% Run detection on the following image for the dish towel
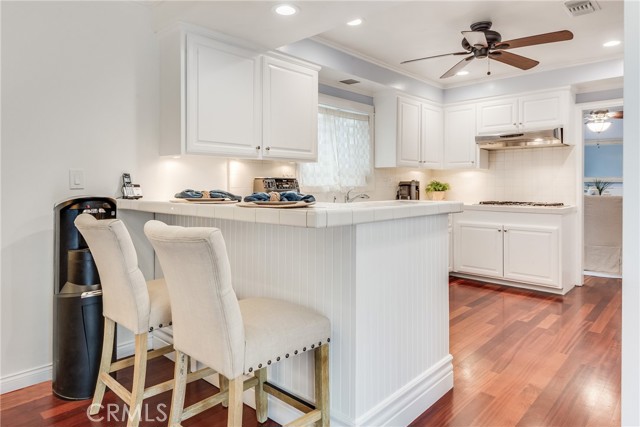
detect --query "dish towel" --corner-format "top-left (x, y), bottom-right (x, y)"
top-left (174, 189), bottom-right (242, 201)
top-left (243, 192), bottom-right (315, 202)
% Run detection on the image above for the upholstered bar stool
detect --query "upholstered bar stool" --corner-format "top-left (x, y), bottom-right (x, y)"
top-left (74, 214), bottom-right (214, 427)
top-left (144, 220), bottom-right (331, 427)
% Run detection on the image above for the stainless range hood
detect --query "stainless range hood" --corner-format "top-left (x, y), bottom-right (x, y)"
top-left (476, 128), bottom-right (565, 150)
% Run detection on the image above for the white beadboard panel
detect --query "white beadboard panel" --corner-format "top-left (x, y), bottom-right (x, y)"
top-left (354, 215), bottom-right (450, 416)
top-left (153, 213), bottom-right (451, 424)
top-left (156, 214), bottom-right (357, 422)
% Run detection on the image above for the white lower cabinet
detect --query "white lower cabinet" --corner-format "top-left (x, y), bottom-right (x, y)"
top-left (454, 222), bottom-right (504, 278)
top-left (503, 224), bottom-right (559, 287)
top-left (452, 209), bottom-right (573, 292)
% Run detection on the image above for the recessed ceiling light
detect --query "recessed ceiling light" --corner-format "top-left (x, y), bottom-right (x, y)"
top-left (274, 4), bottom-right (298, 16)
top-left (456, 70), bottom-right (469, 76)
top-left (347, 18), bottom-right (363, 26)
top-left (603, 40), bottom-right (621, 47)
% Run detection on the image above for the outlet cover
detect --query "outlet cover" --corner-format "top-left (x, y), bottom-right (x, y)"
top-left (69, 169), bottom-right (85, 189)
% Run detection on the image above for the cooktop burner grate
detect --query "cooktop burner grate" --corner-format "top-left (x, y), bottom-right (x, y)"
top-left (479, 201), bottom-right (565, 207)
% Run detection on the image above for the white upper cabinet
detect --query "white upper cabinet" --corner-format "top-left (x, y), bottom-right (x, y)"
top-left (262, 55), bottom-right (319, 161)
top-left (159, 26), bottom-right (319, 161)
top-left (422, 103), bottom-right (444, 169)
top-left (444, 103), bottom-right (487, 169)
top-left (476, 90), bottom-right (570, 134)
top-left (374, 92), bottom-right (443, 168)
top-left (185, 33), bottom-right (261, 157)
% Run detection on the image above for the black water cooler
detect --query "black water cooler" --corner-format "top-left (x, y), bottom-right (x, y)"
top-left (53, 197), bottom-right (116, 399)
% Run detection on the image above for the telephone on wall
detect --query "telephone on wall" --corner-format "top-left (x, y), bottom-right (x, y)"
top-left (121, 173), bottom-right (143, 199)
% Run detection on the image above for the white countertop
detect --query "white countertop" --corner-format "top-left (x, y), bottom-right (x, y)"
top-left (463, 203), bottom-right (576, 214)
top-left (117, 199), bottom-right (463, 228)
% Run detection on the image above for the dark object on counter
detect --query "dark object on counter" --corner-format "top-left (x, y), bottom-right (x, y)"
top-left (174, 189), bottom-right (241, 201)
top-left (53, 197), bottom-right (117, 400)
top-left (244, 192), bottom-right (315, 203)
top-left (253, 177), bottom-right (300, 193)
top-left (479, 201), bottom-right (565, 207)
top-left (397, 180), bottom-right (420, 200)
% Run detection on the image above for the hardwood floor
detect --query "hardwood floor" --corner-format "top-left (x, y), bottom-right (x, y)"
top-left (0, 276), bottom-right (620, 426)
top-left (412, 276), bottom-right (621, 427)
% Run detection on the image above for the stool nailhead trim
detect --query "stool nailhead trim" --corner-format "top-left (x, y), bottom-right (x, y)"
top-left (246, 338), bottom-right (330, 374)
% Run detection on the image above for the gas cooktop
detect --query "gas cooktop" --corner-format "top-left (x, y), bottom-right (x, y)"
top-left (479, 201), bottom-right (565, 207)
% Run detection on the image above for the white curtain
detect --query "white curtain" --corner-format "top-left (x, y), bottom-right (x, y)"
top-left (300, 106), bottom-right (372, 191)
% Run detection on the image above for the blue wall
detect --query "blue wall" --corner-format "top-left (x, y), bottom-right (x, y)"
top-left (585, 144), bottom-right (623, 177)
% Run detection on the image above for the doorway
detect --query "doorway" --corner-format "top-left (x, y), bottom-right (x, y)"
top-left (580, 101), bottom-right (623, 278)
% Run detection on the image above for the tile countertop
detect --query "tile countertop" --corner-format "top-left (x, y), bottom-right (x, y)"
top-left (463, 203), bottom-right (577, 214)
top-left (117, 199), bottom-right (463, 228)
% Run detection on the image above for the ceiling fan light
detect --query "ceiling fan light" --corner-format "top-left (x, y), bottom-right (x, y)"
top-left (587, 120), bottom-right (612, 133)
top-left (456, 70), bottom-right (469, 76)
top-left (603, 40), bottom-right (621, 47)
top-left (347, 18), bottom-right (363, 26)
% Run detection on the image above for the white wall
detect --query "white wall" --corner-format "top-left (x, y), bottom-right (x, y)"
top-left (622, 0), bottom-right (640, 424)
top-left (0, 1), bottom-right (162, 391)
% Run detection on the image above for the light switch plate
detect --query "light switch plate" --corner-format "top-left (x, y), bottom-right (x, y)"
top-left (69, 169), bottom-right (84, 189)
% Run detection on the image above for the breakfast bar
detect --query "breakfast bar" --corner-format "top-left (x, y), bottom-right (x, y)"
top-left (118, 199), bottom-right (462, 426)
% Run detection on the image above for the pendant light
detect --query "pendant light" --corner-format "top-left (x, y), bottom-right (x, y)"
top-left (586, 120), bottom-right (612, 133)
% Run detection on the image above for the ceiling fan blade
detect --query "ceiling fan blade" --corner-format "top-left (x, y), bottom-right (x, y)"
top-left (495, 30), bottom-right (573, 50)
top-left (607, 111), bottom-right (624, 119)
top-left (441, 56), bottom-right (474, 78)
top-left (462, 30), bottom-right (488, 48)
top-left (489, 51), bottom-right (539, 70)
top-left (401, 51), bottom-right (469, 65)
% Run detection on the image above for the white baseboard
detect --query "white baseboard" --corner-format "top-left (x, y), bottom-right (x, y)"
top-left (584, 270), bottom-right (622, 279)
top-left (355, 355), bottom-right (454, 427)
top-left (0, 336), bottom-right (155, 394)
top-left (0, 364), bottom-right (52, 394)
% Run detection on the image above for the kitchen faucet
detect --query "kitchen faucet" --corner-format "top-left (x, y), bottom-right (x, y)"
top-left (345, 189), bottom-right (370, 203)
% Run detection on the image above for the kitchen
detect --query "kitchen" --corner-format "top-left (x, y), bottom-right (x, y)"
top-left (1, 1), bottom-right (639, 426)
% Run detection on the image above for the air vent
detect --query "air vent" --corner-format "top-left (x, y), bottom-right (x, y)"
top-left (564, 0), bottom-right (601, 17)
top-left (339, 79), bottom-right (360, 85)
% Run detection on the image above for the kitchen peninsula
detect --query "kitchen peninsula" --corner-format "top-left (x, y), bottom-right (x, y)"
top-left (118, 199), bottom-right (462, 426)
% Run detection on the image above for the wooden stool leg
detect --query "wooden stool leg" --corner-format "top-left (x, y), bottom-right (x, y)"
top-left (314, 344), bottom-right (330, 427)
top-left (169, 351), bottom-right (188, 427)
top-left (219, 374), bottom-right (229, 408)
top-left (227, 377), bottom-right (244, 427)
top-left (255, 368), bottom-right (268, 423)
top-left (90, 318), bottom-right (116, 415)
top-left (126, 333), bottom-right (148, 427)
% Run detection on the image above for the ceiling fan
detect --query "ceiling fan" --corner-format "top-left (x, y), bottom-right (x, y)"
top-left (584, 109), bottom-right (623, 133)
top-left (401, 21), bottom-right (574, 78)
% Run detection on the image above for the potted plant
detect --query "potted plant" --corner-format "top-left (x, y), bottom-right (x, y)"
top-left (425, 180), bottom-right (450, 201)
top-left (593, 178), bottom-right (612, 195)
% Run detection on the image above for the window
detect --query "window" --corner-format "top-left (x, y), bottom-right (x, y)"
top-left (299, 95), bottom-right (373, 191)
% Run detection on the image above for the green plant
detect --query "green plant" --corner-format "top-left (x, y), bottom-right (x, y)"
top-left (593, 178), bottom-right (612, 195)
top-left (425, 180), bottom-right (450, 192)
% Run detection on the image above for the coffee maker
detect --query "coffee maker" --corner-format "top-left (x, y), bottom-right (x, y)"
top-left (397, 180), bottom-right (420, 200)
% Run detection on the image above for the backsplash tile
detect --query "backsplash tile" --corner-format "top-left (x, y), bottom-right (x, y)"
top-left (432, 146), bottom-right (576, 204)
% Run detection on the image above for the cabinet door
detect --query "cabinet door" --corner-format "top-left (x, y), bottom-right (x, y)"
top-left (186, 34), bottom-right (261, 157)
top-left (454, 221), bottom-right (503, 278)
top-left (262, 56), bottom-right (318, 161)
top-left (422, 103), bottom-right (444, 169)
top-left (444, 104), bottom-right (477, 168)
top-left (397, 97), bottom-right (422, 167)
top-left (519, 92), bottom-right (565, 130)
top-left (476, 98), bottom-right (518, 134)
top-left (503, 225), bottom-right (560, 288)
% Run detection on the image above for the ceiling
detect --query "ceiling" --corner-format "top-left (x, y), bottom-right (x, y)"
top-left (152, 1), bottom-right (624, 90)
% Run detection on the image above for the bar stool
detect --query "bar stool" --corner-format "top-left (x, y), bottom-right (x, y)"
top-left (75, 214), bottom-right (214, 427)
top-left (144, 220), bottom-right (331, 427)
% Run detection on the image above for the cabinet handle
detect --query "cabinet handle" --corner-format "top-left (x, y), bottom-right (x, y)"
top-left (513, 123), bottom-right (517, 126)
top-left (265, 146), bottom-right (271, 151)
top-left (504, 229), bottom-right (508, 232)
top-left (498, 229), bottom-right (502, 232)
top-left (256, 146), bottom-right (261, 150)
